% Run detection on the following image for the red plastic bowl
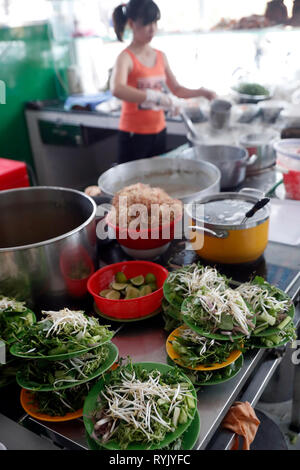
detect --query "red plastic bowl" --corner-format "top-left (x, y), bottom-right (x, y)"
top-left (87, 261), bottom-right (169, 320)
top-left (107, 215), bottom-right (183, 250)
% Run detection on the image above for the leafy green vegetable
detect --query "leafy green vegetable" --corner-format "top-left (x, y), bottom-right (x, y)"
top-left (236, 276), bottom-right (294, 335)
top-left (29, 381), bottom-right (96, 416)
top-left (162, 312), bottom-right (182, 332)
top-left (235, 82), bottom-right (270, 96)
top-left (245, 321), bottom-right (296, 349)
top-left (162, 298), bottom-right (183, 321)
top-left (167, 356), bottom-right (243, 386)
top-left (10, 308), bottom-right (114, 358)
top-left (171, 327), bottom-right (242, 368)
top-left (0, 296), bottom-right (36, 344)
top-left (0, 360), bottom-right (21, 388)
top-left (163, 263), bottom-right (229, 310)
top-left (182, 288), bottom-right (255, 338)
top-left (91, 360), bottom-right (196, 450)
top-left (18, 344), bottom-right (111, 390)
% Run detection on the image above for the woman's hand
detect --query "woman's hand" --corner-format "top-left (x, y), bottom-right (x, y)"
top-left (141, 89), bottom-right (183, 113)
top-left (198, 87), bottom-right (217, 101)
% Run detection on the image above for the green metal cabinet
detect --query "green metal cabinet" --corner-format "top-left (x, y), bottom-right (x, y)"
top-left (0, 23), bottom-right (70, 168)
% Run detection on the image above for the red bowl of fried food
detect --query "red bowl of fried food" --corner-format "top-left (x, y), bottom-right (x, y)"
top-left (106, 183), bottom-right (183, 253)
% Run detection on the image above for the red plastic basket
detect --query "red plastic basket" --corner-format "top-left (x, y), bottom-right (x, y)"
top-left (87, 261), bottom-right (169, 319)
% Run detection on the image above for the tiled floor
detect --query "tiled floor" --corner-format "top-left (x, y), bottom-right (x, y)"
top-left (256, 399), bottom-right (300, 450)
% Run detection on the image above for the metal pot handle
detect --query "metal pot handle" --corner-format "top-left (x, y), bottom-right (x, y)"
top-left (246, 154), bottom-right (258, 166)
top-left (188, 225), bottom-right (228, 239)
top-left (239, 187), bottom-right (265, 197)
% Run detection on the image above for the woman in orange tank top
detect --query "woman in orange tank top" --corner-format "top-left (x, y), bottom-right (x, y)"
top-left (111, 0), bottom-right (216, 164)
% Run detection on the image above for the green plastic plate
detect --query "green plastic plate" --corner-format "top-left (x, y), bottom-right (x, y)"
top-left (83, 361), bottom-right (197, 450)
top-left (9, 330), bottom-right (114, 362)
top-left (15, 342), bottom-right (118, 392)
top-left (195, 355), bottom-right (244, 386)
top-left (85, 409), bottom-right (201, 451)
top-left (167, 355), bottom-right (244, 386)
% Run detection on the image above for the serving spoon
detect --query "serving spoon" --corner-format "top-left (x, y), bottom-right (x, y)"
top-left (240, 197), bottom-right (270, 225)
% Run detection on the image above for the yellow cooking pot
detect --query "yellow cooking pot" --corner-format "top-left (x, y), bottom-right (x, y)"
top-left (186, 192), bottom-right (270, 264)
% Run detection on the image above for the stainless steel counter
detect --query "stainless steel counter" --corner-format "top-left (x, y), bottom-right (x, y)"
top-left (16, 269), bottom-right (300, 450)
top-left (2, 127), bottom-right (300, 450)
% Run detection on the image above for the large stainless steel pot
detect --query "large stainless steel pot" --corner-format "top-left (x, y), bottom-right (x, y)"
top-left (0, 187), bottom-right (97, 312)
top-left (98, 156), bottom-right (221, 203)
top-left (187, 134), bottom-right (257, 189)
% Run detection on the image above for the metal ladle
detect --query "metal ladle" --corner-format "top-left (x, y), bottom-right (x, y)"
top-left (180, 107), bottom-right (199, 139)
top-left (240, 197), bottom-right (270, 225)
top-left (161, 82), bottom-right (199, 139)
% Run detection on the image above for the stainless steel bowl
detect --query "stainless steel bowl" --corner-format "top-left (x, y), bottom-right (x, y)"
top-left (239, 130), bottom-right (280, 174)
top-left (98, 156), bottom-right (221, 203)
top-left (186, 136), bottom-right (257, 189)
top-left (0, 187), bottom-right (97, 312)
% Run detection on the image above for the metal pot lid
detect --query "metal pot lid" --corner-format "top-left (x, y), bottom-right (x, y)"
top-left (186, 192), bottom-right (269, 231)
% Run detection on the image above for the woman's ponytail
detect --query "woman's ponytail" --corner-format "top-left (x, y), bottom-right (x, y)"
top-left (112, 4), bottom-right (128, 42)
top-left (113, 1), bottom-right (160, 41)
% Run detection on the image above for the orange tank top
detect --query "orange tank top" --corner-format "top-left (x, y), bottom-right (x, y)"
top-left (119, 48), bottom-right (166, 135)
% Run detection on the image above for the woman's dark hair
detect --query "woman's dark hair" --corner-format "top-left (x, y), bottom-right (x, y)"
top-left (113, 0), bottom-right (161, 41)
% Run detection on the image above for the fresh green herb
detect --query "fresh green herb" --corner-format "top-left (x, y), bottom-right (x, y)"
top-left (0, 296), bottom-right (35, 344)
top-left (18, 344), bottom-right (110, 390)
top-left (162, 312), bottom-right (182, 332)
top-left (29, 381), bottom-right (96, 416)
top-left (171, 327), bottom-right (242, 368)
top-left (0, 360), bottom-right (21, 388)
top-left (245, 321), bottom-right (296, 349)
top-left (91, 360), bottom-right (196, 449)
top-left (163, 263), bottom-right (228, 309)
top-left (235, 82), bottom-right (270, 96)
top-left (167, 356), bottom-right (242, 386)
top-left (182, 288), bottom-right (255, 338)
top-left (162, 298), bottom-right (183, 321)
top-left (11, 308), bottom-right (113, 358)
top-left (236, 276), bottom-right (294, 334)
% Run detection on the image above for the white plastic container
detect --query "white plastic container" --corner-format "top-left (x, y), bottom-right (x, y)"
top-left (274, 139), bottom-right (300, 200)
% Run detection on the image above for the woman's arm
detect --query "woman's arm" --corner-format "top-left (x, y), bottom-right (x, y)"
top-left (110, 51), bottom-right (147, 103)
top-left (110, 50), bottom-right (178, 109)
top-left (163, 53), bottom-right (216, 101)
